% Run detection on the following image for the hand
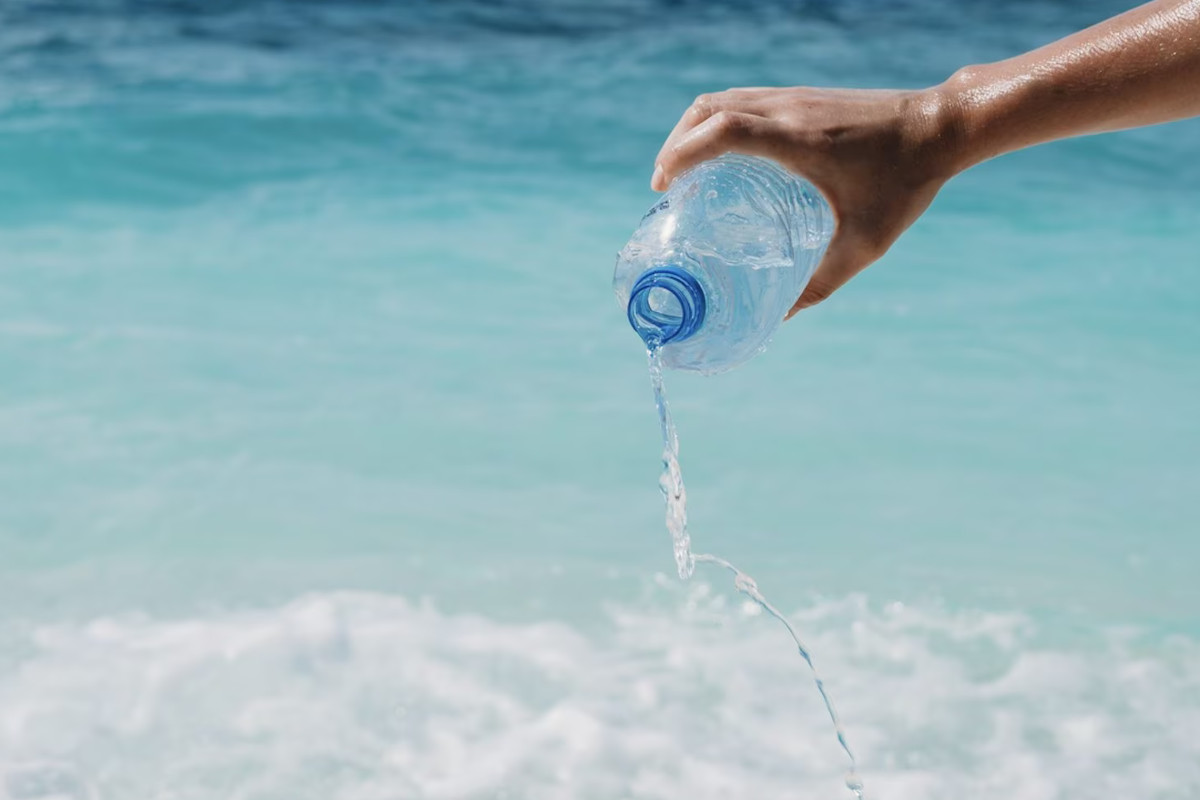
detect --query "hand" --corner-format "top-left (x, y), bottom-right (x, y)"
top-left (652, 86), bottom-right (960, 315)
top-left (650, 1), bottom-right (1200, 316)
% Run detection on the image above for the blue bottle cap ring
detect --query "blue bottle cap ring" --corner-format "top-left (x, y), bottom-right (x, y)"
top-left (627, 266), bottom-right (706, 346)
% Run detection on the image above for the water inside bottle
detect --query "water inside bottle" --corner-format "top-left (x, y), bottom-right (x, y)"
top-left (646, 346), bottom-right (865, 798)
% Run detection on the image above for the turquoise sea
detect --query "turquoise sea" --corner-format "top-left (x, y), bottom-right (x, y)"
top-left (3, 1), bottom-right (1200, 797)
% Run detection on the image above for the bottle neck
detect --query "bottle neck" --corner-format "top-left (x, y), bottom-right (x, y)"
top-left (627, 266), bottom-right (706, 347)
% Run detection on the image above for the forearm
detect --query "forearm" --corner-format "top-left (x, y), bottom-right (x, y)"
top-left (936, 0), bottom-right (1200, 171)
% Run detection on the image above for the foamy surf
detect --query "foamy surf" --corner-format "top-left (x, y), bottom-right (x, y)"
top-left (2, 587), bottom-right (1199, 799)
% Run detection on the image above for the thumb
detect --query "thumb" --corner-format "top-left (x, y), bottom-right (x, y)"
top-left (785, 227), bottom-right (874, 319)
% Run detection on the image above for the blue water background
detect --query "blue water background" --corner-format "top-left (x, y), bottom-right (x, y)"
top-left (2, 1), bottom-right (1200, 796)
top-left (3, 0), bottom-right (1198, 620)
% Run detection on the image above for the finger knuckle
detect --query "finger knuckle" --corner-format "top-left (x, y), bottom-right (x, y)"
top-left (711, 111), bottom-right (750, 139)
top-left (715, 112), bottom-right (753, 143)
top-left (689, 93), bottom-right (715, 119)
top-left (802, 281), bottom-right (833, 307)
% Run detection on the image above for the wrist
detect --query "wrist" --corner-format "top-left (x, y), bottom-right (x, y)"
top-left (899, 80), bottom-right (975, 184)
top-left (929, 61), bottom-right (1037, 173)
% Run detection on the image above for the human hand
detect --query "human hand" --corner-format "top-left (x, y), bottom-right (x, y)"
top-left (652, 86), bottom-right (960, 315)
top-left (651, 2), bottom-right (1200, 315)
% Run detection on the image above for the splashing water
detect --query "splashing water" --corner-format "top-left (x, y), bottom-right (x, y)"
top-left (647, 347), bottom-right (864, 798)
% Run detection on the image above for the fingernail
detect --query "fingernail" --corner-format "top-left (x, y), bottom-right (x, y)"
top-left (651, 164), bottom-right (664, 190)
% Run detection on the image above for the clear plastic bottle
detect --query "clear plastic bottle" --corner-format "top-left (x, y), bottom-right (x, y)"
top-left (613, 154), bottom-right (834, 374)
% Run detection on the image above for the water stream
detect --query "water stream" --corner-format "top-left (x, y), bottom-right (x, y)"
top-left (648, 347), bottom-right (864, 798)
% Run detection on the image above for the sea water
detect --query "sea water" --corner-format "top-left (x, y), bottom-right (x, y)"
top-left (649, 347), bottom-right (864, 797)
top-left (4, 0), bottom-right (1200, 797)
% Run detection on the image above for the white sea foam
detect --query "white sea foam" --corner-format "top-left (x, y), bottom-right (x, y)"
top-left (2, 588), bottom-right (1199, 799)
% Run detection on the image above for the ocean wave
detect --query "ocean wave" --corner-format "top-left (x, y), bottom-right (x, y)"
top-left (2, 587), bottom-right (1198, 799)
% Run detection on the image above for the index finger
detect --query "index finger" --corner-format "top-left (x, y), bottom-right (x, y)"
top-left (653, 90), bottom-right (776, 189)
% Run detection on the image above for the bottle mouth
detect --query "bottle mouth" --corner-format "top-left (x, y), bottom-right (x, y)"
top-left (627, 266), bottom-right (706, 347)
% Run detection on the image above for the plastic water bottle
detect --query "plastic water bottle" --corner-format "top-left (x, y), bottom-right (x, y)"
top-left (613, 154), bottom-right (834, 373)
